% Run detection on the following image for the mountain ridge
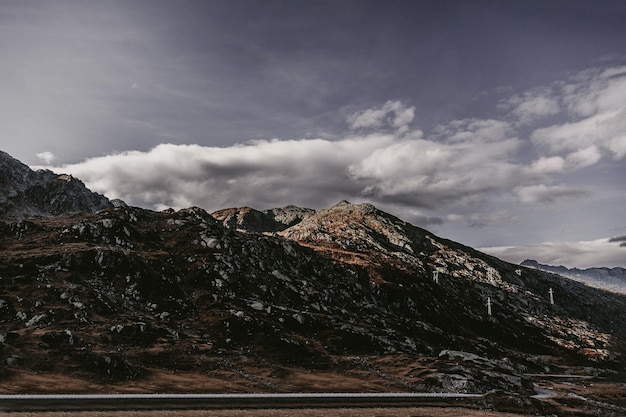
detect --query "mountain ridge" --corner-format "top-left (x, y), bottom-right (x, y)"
top-left (0, 150), bottom-right (113, 219)
top-left (522, 259), bottom-right (626, 293)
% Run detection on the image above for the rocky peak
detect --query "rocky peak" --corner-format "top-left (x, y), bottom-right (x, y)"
top-left (262, 205), bottom-right (315, 229)
top-left (212, 204), bottom-right (315, 233)
top-left (211, 206), bottom-right (282, 233)
top-left (280, 200), bottom-right (427, 272)
top-left (332, 199), bottom-right (353, 207)
top-left (0, 150), bottom-right (112, 220)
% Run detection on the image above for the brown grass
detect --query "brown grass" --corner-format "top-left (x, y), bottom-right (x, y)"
top-left (0, 359), bottom-right (429, 394)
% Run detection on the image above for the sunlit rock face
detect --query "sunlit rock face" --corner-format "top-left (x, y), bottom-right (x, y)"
top-left (1, 151), bottom-right (625, 397)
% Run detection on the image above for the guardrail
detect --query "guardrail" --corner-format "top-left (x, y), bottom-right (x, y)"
top-left (0, 392), bottom-right (484, 411)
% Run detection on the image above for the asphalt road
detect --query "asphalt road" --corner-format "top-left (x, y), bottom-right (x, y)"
top-left (0, 393), bottom-right (484, 412)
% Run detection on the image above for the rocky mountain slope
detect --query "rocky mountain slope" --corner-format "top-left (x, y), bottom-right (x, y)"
top-left (1, 151), bottom-right (626, 414)
top-left (1, 204), bottom-right (624, 391)
top-left (217, 201), bottom-right (626, 360)
top-left (522, 259), bottom-right (626, 294)
top-left (0, 150), bottom-right (113, 220)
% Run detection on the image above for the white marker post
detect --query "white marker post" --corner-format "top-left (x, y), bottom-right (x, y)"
top-left (433, 270), bottom-right (439, 284)
top-left (549, 288), bottom-right (554, 305)
top-left (487, 297), bottom-right (492, 316)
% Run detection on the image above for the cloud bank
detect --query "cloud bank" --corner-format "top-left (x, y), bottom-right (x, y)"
top-left (53, 135), bottom-right (396, 211)
top-left (52, 117), bottom-right (532, 214)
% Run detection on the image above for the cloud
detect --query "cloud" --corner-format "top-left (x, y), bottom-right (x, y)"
top-left (528, 156), bottom-right (565, 174)
top-left (348, 135), bottom-right (523, 208)
top-left (565, 146), bottom-right (602, 169)
top-left (43, 63), bottom-right (626, 230)
top-left (434, 118), bottom-right (513, 143)
top-left (514, 184), bottom-right (587, 204)
top-left (504, 87), bottom-right (560, 124)
top-left (36, 151), bottom-right (56, 164)
top-left (609, 236), bottom-right (626, 247)
top-left (480, 237), bottom-right (626, 269)
top-left (531, 66), bottom-right (626, 163)
top-left (467, 210), bottom-right (519, 228)
top-left (53, 137), bottom-right (394, 211)
top-left (50, 128), bottom-right (531, 215)
top-left (561, 66), bottom-right (626, 117)
top-left (531, 109), bottom-right (626, 158)
top-left (347, 100), bottom-right (415, 133)
top-left (46, 86), bottom-right (604, 219)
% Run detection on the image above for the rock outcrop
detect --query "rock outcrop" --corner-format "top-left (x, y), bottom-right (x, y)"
top-left (211, 205), bottom-right (315, 233)
top-left (0, 150), bottom-right (112, 220)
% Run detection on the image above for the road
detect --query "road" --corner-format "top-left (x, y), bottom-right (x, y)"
top-left (0, 393), bottom-right (484, 412)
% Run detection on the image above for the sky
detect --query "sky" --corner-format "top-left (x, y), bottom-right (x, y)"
top-left (1, 0), bottom-right (626, 268)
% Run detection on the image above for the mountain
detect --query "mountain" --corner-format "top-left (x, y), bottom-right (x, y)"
top-left (2, 152), bottom-right (626, 414)
top-left (0, 150), bottom-right (113, 220)
top-left (217, 201), bottom-right (626, 361)
top-left (522, 259), bottom-right (626, 294)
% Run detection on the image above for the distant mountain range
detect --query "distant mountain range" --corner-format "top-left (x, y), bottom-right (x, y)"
top-left (521, 259), bottom-right (626, 293)
top-left (1, 150), bottom-right (626, 413)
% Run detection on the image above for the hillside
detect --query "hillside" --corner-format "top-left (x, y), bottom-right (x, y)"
top-left (1, 151), bottom-right (626, 414)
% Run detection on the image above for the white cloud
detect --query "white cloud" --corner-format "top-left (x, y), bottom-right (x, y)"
top-left (562, 66), bottom-right (626, 117)
top-left (392, 106), bottom-right (415, 132)
top-left (607, 134), bottom-right (626, 159)
top-left (565, 146), bottom-right (602, 169)
top-left (531, 66), bottom-right (626, 165)
top-left (514, 184), bottom-right (587, 204)
top-left (347, 108), bottom-right (387, 130)
top-left (480, 237), bottom-right (626, 269)
top-left (347, 100), bottom-right (415, 132)
top-left (50, 122), bottom-right (534, 215)
top-left (36, 151), bottom-right (56, 164)
top-left (531, 109), bottom-right (626, 158)
top-left (505, 88), bottom-right (560, 124)
top-left (528, 156), bottom-right (565, 174)
top-left (434, 118), bottom-right (513, 143)
top-left (54, 137), bottom-right (394, 211)
top-left (348, 136), bottom-right (523, 208)
top-left (346, 116), bottom-right (530, 208)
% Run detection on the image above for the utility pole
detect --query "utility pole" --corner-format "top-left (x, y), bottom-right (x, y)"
top-left (549, 288), bottom-right (554, 305)
top-left (487, 297), bottom-right (492, 316)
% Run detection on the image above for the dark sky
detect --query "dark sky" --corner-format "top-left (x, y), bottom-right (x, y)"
top-left (2, 0), bottom-right (626, 267)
